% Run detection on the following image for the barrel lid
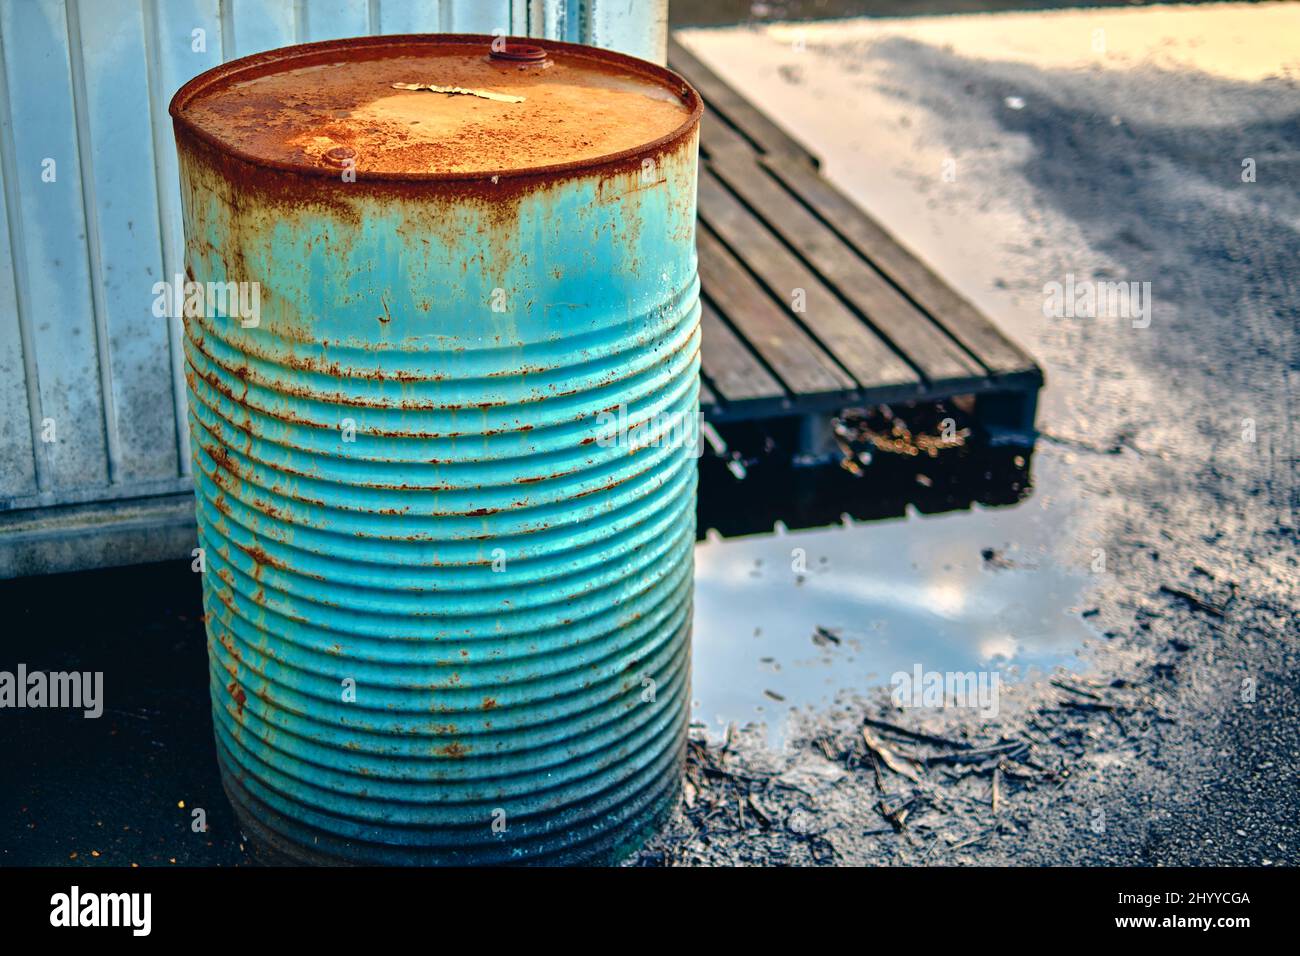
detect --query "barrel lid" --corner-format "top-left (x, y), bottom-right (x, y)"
top-left (171, 34), bottom-right (700, 181)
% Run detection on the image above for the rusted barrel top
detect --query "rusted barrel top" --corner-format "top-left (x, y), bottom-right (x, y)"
top-left (170, 34), bottom-right (701, 179)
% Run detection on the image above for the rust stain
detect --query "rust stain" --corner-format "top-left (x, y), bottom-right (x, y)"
top-left (240, 542), bottom-right (286, 572)
top-left (227, 681), bottom-right (247, 715)
top-left (218, 631), bottom-right (242, 663)
top-left (203, 441), bottom-right (240, 479)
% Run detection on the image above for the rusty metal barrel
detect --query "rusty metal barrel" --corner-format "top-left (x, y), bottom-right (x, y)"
top-left (169, 35), bottom-right (701, 865)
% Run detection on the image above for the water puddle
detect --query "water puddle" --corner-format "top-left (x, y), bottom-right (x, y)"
top-left (690, 451), bottom-right (1097, 747)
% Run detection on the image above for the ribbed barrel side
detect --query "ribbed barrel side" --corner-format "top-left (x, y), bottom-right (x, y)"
top-left (175, 122), bottom-right (700, 865)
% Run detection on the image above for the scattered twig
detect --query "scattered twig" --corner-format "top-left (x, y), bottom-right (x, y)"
top-left (863, 716), bottom-right (972, 750)
top-left (745, 792), bottom-right (772, 827)
top-left (921, 834), bottom-right (942, 863)
top-left (814, 735), bottom-right (839, 761)
top-left (1050, 677), bottom-right (1104, 701)
top-left (720, 723), bottom-right (736, 755)
top-left (866, 750), bottom-right (888, 794)
top-left (925, 741), bottom-right (1027, 766)
top-left (876, 798), bottom-right (913, 832)
top-left (1060, 700), bottom-right (1116, 713)
top-left (1159, 584), bottom-right (1228, 617)
top-left (861, 726), bottom-right (922, 783)
top-left (947, 827), bottom-right (996, 851)
top-left (812, 625), bottom-right (842, 647)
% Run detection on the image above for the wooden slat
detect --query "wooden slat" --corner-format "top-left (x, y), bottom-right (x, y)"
top-left (708, 152), bottom-right (984, 385)
top-left (764, 154), bottom-right (1039, 379)
top-left (699, 103), bottom-right (752, 162)
top-left (699, 299), bottom-right (785, 407)
top-left (669, 37), bottom-right (817, 165)
top-left (696, 226), bottom-right (853, 398)
top-left (698, 167), bottom-right (918, 393)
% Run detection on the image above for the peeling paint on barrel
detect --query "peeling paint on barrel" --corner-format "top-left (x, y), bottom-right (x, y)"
top-left (171, 35), bottom-right (702, 864)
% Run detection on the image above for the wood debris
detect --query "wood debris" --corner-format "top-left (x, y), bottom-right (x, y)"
top-left (861, 726), bottom-right (922, 782)
top-left (1159, 583), bottom-right (1233, 617)
top-left (391, 82), bottom-right (525, 103)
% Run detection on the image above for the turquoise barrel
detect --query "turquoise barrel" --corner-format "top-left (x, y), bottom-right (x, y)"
top-left (169, 35), bottom-right (701, 865)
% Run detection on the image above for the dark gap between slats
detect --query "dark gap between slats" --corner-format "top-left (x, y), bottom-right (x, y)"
top-left (754, 158), bottom-right (1000, 379)
top-left (701, 161), bottom-right (932, 388)
top-left (697, 280), bottom-right (798, 407)
top-left (696, 212), bottom-right (866, 398)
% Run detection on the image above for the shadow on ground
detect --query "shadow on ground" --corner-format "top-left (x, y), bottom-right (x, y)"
top-left (1, 563), bottom-right (250, 866)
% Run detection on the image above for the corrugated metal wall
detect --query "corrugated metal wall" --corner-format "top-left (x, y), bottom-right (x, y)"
top-left (0, 0), bottom-right (667, 520)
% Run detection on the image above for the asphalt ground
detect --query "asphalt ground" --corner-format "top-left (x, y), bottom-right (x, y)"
top-left (630, 4), bottom-right (1297, 865)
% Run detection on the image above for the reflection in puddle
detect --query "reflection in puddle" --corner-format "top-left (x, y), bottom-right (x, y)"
top-left (690, 453), bottom-right (1096, 747)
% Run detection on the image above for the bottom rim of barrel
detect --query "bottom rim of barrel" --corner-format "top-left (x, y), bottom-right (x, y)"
top-left (217, 731), bottom-right (685, 866)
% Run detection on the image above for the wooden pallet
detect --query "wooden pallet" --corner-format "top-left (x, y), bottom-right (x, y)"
top-left (670, 38), bottom-right (1043, 452)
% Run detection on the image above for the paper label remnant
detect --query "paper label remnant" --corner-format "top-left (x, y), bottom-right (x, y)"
top-left (391, 83), bottom-right (525, 103)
